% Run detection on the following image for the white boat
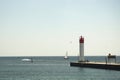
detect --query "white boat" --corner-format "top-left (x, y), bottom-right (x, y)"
top-left (21, 58), bottom-right (33, 62)
top-left (64, 51), bottom-right (68, 59)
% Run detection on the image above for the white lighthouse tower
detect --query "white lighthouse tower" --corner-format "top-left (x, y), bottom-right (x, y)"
top-left (79, 36), bottom-right (84, 61)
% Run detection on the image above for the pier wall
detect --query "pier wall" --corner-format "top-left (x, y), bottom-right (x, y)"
top-left (70, 62), bottom-right (120, 71)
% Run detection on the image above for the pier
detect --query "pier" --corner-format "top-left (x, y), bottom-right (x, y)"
top-left (70, 61), bottom-right (120, 71)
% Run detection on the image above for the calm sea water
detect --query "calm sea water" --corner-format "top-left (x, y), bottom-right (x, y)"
top-left (0, 56), bottom-right (120, 80)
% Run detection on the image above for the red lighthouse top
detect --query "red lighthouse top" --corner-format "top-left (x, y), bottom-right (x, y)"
top-left (79, 36), bottom-right (84, 43)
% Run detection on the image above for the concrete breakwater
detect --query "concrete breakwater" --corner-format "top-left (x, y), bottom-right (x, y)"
top-left (70, 62), bottom-right (120, 71)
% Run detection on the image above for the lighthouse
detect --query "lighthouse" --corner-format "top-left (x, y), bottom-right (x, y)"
top-left (70, 36), bottom-right (120, 71)
top-left (79, 36), bottom-right (84, 61)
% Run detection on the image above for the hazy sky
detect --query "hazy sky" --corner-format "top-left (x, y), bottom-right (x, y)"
top-left (0, 0), bottom-right (120, 56)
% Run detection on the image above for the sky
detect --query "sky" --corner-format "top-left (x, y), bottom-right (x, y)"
top-left (0, 0), bottom-right (120, 56)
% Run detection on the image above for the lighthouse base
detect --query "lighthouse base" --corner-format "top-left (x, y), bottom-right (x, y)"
top-left (70, 62), bottom-right (120, 71)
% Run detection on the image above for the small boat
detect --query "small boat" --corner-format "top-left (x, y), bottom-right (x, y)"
top-left (64, 51), bottom-right (69, 59)
top-left (21, 58), bottom-right (33, 62)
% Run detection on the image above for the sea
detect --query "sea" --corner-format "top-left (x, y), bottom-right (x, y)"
top-left (0, 56), bottom-right (120, 80)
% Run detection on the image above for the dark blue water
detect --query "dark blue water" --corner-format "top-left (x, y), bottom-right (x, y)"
top-left (0, 56), bottom-right (120, 80)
